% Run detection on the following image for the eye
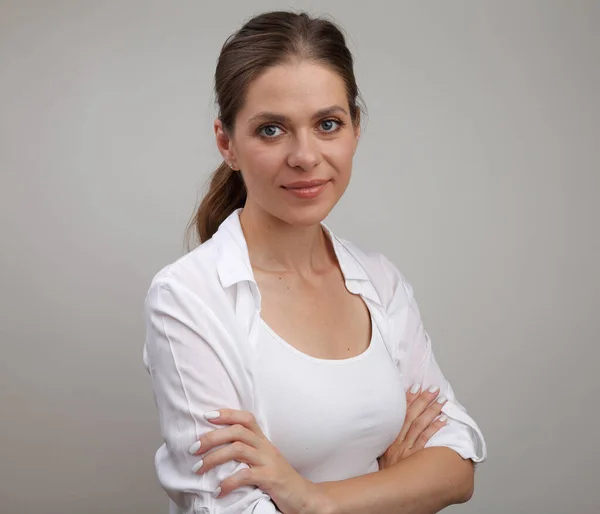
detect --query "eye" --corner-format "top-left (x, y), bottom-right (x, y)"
top-left (319, 118), bottom-right (343, 133)
top-left (258, 125), bottom-right (284, 138)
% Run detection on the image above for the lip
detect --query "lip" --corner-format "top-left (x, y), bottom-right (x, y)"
top-left (282, 180), bottom-right (330, 199)
top-left (282, 179), bottom-right (330, 189)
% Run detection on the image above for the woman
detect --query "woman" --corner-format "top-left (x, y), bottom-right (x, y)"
top-left (143, 10), bottom-right (487, 514)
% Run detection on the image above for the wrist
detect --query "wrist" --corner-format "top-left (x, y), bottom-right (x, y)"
top-left (312, 482), bottom-right (339, 514)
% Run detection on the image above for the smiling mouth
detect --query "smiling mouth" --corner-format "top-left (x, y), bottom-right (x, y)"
top-left (281, 181), bottom-right (330, 199)
top-left (282, 179), bottom-right (330, 189)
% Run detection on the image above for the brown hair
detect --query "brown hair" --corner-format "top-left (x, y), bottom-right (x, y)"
top-left (186, 10), bottom-right (365, 247)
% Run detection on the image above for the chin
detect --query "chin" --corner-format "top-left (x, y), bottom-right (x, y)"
top-left (278, 201), bottom-right (337, 228)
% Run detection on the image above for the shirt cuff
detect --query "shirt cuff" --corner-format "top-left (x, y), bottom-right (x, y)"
top-left (424, 401), bottom-right (487, 463)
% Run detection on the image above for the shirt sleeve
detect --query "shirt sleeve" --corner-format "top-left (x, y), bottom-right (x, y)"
top-left (143, 278), bottom-right (282, 514)
top-left (380, 254), bottom-right (487, 464)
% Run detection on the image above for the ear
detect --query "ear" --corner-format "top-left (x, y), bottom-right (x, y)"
top-left (214, 119), bottom-right (238, 168)
top-left (353, 116), bottom-right (361, 154)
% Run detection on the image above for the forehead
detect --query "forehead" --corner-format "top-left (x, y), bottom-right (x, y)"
top-left (241, 61), bottom-right (348, 119)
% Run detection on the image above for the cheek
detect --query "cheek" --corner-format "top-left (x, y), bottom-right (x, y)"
top-left (239, 148), bottom-right (282, 198)
top-left (241, 139), bottom-right (285, 172)
top-left (328, 140), bottom-right (356, 169)
top-left (250, 145), bottom-right (284, 167)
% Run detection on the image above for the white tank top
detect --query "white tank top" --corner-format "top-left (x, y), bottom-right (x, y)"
top-left (254, 307), bottom-right (407, 483)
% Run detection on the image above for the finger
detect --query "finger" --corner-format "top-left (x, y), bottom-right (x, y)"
top-left (413, 415), bottom-right (448, 449)
top-left (214, 467), bottom-right (258, 499)
top-left (405, 383), bottom-right (422, 407)
top-left (192, 441), bottom-right (259, 475)
top-left (403, 395), bottom-right (448, 449)
top-left (189, 423), bottom-right (260, 455)
top-left (398, 386), bottom-right (442, 441)
top-left (204, 409), bottom-right (263, 436)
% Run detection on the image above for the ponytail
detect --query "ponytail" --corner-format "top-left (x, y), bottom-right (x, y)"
top-left (186, 161), bottom-right (246, 249)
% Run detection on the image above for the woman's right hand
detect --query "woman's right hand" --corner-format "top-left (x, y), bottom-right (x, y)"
top-left (378, 384), bottom-right (448, 470)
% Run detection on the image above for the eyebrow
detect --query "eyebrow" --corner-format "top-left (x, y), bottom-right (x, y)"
top-left (247, 105), bottom-right (349, 125)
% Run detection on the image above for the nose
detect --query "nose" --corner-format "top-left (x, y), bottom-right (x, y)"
top-left (286, 131), bottom-right (321, 171)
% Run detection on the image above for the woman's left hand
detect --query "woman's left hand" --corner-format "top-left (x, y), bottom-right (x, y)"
top-left (190, 408), bottom-right (334, 514)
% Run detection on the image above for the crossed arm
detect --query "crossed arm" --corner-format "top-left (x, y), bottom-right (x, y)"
top-left (317, 447), bottom-right (474, 514)
top-left (194, 401), bottom-right (476, 514)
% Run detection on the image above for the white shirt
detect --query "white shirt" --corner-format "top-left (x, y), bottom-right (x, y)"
top-left (143, 208), bottom-right (487, 514)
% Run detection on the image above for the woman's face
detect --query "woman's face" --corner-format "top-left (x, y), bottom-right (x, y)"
top-left (215, 60), bottom-right (361, 227)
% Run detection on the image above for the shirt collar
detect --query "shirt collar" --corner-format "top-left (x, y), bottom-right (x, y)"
top-left (213, 208), bottom-right (382, 306)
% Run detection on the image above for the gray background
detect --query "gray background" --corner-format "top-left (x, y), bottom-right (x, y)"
top-left (1, 1), bottom-right (598, 513)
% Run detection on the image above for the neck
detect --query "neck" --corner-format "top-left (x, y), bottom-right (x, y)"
top-left (239, 204), bottom-right (334, 276)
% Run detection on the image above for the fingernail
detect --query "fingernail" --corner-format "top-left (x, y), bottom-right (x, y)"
top-left (188, 441), bottom-right (202, 454)
top-left (212, 487), bottom-right (222, 498)
top-left (192, 459), bottom-right (204, 473)
top-left (204, 411), bottom-right (220, 420)
top-left (428, 385), bottom-right (440, 394)
top-left (436, 395), bottom-right (447, 404)
top-left (410, 383), bottom-right (421, 394)
top-left (439, 415), bottom-right (448, 423)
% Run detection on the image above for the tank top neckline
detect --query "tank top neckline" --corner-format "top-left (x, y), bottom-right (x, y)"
top-left (258, 313), bottom-right (379, 365)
